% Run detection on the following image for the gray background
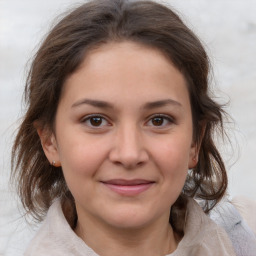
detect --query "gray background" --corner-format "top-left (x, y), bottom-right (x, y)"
top-left (1, 0), bottom-right (256, 255)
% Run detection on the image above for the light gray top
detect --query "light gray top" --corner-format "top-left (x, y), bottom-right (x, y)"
top-left (210, 199), bottom-right (256, 256)
top-left (25, 198), bottom-right (236, 256)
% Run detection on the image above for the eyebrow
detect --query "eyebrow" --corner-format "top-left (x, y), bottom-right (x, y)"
top-left (71, 98), bottom-right (182, 109)
top-left (72, 99), bottom-right (114, 109)
top-left (142, 99), bottom-right (182, 109)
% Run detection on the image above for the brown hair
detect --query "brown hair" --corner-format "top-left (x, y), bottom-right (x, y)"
top-left (11, 0), bottom-right (228, 234)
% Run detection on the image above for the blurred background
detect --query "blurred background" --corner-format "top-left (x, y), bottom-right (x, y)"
top-left (1, 0), bottom-right (256, 255)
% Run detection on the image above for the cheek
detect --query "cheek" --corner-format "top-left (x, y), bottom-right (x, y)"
top-left (57, 135), bottom-right (109, 178)
top-left (155, 137), bottom-right (191, 162)
top-left (151, 137), bottom-right (191, 179)
top-left (58, 139), bottom-right (109, 202)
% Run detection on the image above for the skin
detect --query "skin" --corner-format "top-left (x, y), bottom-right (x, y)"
top-left (40, 41), bottom-right (198, 256)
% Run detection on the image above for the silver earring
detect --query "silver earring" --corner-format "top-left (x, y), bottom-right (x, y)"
top-left (52, 160), bottom-right (56, 166)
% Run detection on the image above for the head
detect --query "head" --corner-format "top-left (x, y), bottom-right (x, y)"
top-left (12, 0), bottom-right (227, 234)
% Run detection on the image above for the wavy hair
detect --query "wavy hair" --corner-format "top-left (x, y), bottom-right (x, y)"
top-left (11, 0), bottom-right (228, 235)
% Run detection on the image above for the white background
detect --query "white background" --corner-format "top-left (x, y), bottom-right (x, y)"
top-left (1, 0), bottom-right (256, 255)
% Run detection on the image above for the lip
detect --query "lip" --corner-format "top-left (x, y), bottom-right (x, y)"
top-left (101, 179), bottom-right (155, 196)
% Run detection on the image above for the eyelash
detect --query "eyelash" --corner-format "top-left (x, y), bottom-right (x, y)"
top-left (81, 114), bottom-right (111, 128)
top-left (146, 114), bottom-right (175, 128)
top-left (81, 113), bottom-right (175, 129)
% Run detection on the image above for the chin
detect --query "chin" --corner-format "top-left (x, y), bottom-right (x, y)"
top-left (100, 207), bottom-right (161, 230)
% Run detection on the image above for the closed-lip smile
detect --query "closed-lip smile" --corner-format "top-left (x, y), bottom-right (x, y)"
top-left (101, 179), bottom-right (155, 196)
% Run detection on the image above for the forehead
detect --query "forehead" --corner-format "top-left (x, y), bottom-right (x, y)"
top-left (61, 41), bottom-right (190, 108)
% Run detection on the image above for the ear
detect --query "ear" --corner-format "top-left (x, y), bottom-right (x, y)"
top-left (37, 128), bottom-right (61, 167)
top-left (188, 122), bottom-right (206, 169)
top-left (188, 142), bottom-right (198, 169)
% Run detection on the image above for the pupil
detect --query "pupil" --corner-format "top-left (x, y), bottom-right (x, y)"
top-left (90, 117), bottom-right (102, 126)
top-left (152, 117), bottom-right (163, 126)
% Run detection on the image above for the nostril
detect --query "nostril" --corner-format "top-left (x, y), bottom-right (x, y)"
top-left (110, 154), bottom-right (147, 169)
top-left (137, 161), bottom-right (144, 166)
top-left (108, 133), bottom-right (149, 168)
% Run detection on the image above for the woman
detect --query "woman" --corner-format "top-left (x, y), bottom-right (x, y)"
top-left (11, 0), bottom-right (236, 255)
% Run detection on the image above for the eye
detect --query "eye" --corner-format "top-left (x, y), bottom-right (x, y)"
top-left (82, 115), bottom-right (110, 128)
top-left (146, 114), bottom-right (174, 127)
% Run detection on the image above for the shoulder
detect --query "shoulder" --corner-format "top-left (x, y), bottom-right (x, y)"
top-left (24, 199), bottom-right (95, 256)
top-left (210, 197), bottom-right (256, 256)
top-left (170, 198), bottom-right (236, 256)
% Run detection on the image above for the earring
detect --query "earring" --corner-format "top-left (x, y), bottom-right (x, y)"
top-left (52, 160), bottom-right (56, 166)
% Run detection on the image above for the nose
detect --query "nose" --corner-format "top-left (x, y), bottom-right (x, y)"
top-left (109, 124), bottom-right (149, 169)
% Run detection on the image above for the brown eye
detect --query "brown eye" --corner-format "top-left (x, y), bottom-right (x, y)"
top-left (82, 115), bottom-right (110, 128)
top-left (89, 117), bottom-right (103, 126)
top-left (146, 115), bottom-right (174, 128)
top-left (152, 117), bottom-right (164, 126)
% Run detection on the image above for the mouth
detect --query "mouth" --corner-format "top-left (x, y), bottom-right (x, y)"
top-left (101, 179), bottom-right (155, 196)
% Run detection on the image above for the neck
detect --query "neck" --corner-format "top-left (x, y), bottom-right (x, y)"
top-left (75, 212), bottom-right (179, 256)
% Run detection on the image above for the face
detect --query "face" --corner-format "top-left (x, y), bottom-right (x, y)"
top-left (41, 42), bottom-right (197, 230)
